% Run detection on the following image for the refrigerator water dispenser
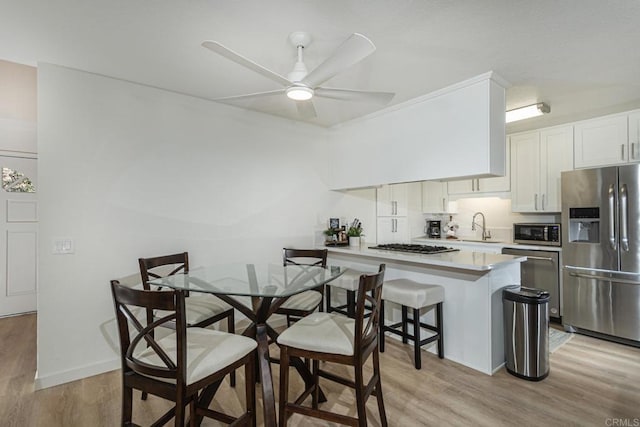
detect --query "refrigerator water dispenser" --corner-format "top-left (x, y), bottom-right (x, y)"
top-left (569, 207), bottom-right (600, 243)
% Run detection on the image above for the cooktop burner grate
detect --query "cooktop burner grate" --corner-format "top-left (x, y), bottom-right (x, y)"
top-left (368, 243), bottom-right (459, 254)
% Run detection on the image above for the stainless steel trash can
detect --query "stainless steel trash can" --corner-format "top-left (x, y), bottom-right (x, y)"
top-left (503, 287), bottom-right (550, 381)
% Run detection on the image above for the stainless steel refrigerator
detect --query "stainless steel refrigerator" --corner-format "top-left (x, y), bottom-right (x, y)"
top-left (561, 164), bottom-right (640, 345)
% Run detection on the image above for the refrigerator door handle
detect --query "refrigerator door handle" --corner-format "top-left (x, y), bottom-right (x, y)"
top-left (620, 184), bottom-right (629, 252)
top-left (608, 184), bottom-right (617, 250)
top-left (568, 271), bottom-right (640, 286)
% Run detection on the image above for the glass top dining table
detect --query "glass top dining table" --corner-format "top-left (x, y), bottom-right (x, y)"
top-left (149, 262), bottom-right (346, 427)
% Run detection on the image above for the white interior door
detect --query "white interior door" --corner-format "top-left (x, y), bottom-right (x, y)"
top-left (0, 155), bottom-right (37, 317)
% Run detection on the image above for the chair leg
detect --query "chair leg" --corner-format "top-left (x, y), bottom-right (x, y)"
top-left (122, 385), bottom-right (133, 425)
top-left (347, 290), bottom-right (356, 318)
top-left (413, 308), bottom-right (422, 369)
top-left (175, 393), bottom-right (185, 427)
top-left (312, 359), bottom-right (320, 409)
top-left (379, 299), bottom-right (386, 353)
top-left (228, 311), bottom-right (237, 387)
top-left (436, 302), bottom-right (444, 359)
top-left (401, 305), bottom-right (408, 344)
top-left (354, 363), bottom-right (368, 427)
top-left (326, 286), bottom-right (332, 313)
top-left (246, 352), bottom-right (256, 427)
top-left (373, 347), bottom-right (388, 427)
top-left (278, 346), bottom-right (290, 427)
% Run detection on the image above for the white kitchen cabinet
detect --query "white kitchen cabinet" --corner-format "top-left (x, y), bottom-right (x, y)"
top-left (377, 217), bottom-right (409, 244)
top-left (629, 111), bottom-right (640, 162)
top-left (421, 181), bottom-right (449, 213)
top-left (511, 125), bottom-right (573, 212)
top-left (574, 114), bottom-right (628, 168)
top-left (377, 184), bottom-right (408, 216)
top-left (446, 140), bottom-right (510, 195)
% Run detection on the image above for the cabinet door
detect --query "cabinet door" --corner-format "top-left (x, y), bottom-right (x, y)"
top-left (511, 131), bottom-right (541, 212)
top-left (574, 115), bottom-right (628, 168)
top-left (476, 139), bottom-right (510, 193)
top-left (376, 184), bottom-right (408, 216)
top-left (629, 111), bottom-right (640, 163)
top-left (376, 217), bottom-right (409, 244)
top-left (540, 126), bottom-right (574, 212)
top-left (447, 179), bottom-right (474, 195)
top-left (422, 181), bottom-right (448, 213)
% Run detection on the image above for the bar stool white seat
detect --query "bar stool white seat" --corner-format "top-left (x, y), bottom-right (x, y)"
top-left (379, 278), bottom-right (444, 369)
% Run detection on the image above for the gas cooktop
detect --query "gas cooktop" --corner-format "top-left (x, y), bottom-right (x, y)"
top-left (368, 244), bottom-right (460, 254)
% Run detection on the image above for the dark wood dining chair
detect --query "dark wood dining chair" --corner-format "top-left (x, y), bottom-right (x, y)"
top-left (277, 264), bottom-right (388, 427)
top-left (275, 248), bottom-right (328, 326)
top-left (110, 280), bottom-right (257, 427)
top-left (139, 252), bottom-right (237, 386)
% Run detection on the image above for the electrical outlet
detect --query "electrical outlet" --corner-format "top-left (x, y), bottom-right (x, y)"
top-left (53, 238), bottom-right (74, 254)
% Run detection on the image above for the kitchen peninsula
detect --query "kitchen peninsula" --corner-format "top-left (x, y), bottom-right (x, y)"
top-left (326, 245), bottom-right (526, 375)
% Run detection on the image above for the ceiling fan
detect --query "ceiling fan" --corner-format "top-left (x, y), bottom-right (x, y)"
top-left (201, 31), bottom-right (395, 119)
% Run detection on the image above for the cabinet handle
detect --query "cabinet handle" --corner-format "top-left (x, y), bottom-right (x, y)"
top-left (476, 179), bottom-right (480, 192)
top-left (471, 180), bottom-right (475, 191)
top-left (534, 194), bottom-right (538, 210)
top-left (394, 201), bottom-right (397, 215)
top-left (442, 197), bottom-right (446, 212)
top-left (632, 142), bottom-right (637, 160)
top-left (542, 194), bottom-right (545, 210)
top-left (621, 144), bottom-right (625, 160)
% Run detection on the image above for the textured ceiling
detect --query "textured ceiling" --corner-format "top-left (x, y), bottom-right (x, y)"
top-left (1, 0), bottom-right (639, 130)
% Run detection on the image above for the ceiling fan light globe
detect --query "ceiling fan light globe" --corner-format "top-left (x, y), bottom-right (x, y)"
top-left (286, 86), bottom-right (314, 101)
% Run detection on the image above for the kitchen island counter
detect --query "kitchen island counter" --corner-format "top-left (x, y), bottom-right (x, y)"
top-left (325, 245), bottom-right (525, 375)
top-left (325, 245), bottom-right (526, 271)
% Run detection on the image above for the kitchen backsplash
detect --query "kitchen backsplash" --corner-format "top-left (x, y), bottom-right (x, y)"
top-left (424, 196), bottom-right (559, 242)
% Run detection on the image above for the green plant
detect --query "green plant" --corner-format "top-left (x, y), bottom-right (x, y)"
top-left (323, 227), bottom-right (337, 237)
top-left (347, 225), bottom-right (363, 237)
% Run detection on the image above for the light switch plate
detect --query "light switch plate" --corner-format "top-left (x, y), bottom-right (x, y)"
top-left (53, 238), bottom-right (74, 254)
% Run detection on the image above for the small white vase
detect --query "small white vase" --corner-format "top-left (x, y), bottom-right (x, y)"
top-left (349, 236), bottom-right (360, 247)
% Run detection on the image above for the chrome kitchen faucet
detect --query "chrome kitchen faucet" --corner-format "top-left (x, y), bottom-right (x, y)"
top-left (472, 212), bottom-right (491, 240)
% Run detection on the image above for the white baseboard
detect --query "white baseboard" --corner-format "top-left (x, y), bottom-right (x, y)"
top-left (34, 357), bottom-right (121, 390)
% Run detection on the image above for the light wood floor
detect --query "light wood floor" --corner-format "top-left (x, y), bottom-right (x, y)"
top-left (2, 313), bottom-right (639, 426)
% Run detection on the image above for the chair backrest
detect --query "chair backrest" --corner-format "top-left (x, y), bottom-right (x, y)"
top-left (139, 252), bottom-right (189, 291)
top-left (354, 264), bottom-right (386, 353)
top-left (282, 248), bottom-right (328, 268)
top-left (110, 280), bottom-right (187, 383)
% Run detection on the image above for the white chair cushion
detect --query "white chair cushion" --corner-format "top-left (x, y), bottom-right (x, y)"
top-left (382, 279), bottom-right (444, 309)
top-left (135, 328), bottom-right (256, 385)
top-left (328, 269), bottom-right (363, 292)
top-left (156, 294), bottom-right (232, 326)
top-left (277, 312), bottom-right (355, 356)
top-left (280, 290), bottom-right (322, 311)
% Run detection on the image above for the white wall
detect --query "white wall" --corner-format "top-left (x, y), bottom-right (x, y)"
top-left (0, 60), bottom-right (37, 154)
top-left (36, 63), bottom-right (372, 388)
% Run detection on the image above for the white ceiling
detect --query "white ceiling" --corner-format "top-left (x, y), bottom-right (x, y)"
top-left (2, 0), bottom-right (640, 130)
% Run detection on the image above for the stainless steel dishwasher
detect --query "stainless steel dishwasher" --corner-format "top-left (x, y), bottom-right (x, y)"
top-left (501, 247), bottom-right (561, 320)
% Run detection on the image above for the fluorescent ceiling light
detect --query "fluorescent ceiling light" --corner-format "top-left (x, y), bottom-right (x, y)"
top-left (286, 86), bottom-right (314, 101)
top-left (505, 102), bottom-right (550, 123)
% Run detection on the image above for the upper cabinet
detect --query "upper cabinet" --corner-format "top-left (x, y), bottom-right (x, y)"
top-left (329, 73), bottom-right (507, 190)
top-left (574, 114), bottom-right (629, 168)
top-left (629, 111), bottom-right (640, 162)
top-left (421, 181), bottom-right (449, 213)
top-left (377, 183), bottom-right (408, 217)
top-left (447, 139), bottom-right (510, 196)
top-left (511, 125), bottom-right (573, 212)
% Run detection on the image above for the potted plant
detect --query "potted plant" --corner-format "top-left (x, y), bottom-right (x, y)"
top-left (347, 223), bottom-right (363, 247)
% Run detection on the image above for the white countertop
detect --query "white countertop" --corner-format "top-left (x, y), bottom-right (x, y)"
top-left (411, 236), bottom-right (563, 252)
top-left (325, 245), bottom-right (526, 271)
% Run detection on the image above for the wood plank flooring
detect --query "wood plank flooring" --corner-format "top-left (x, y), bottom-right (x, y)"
top-left (1, 313), bottom-right (639, 426)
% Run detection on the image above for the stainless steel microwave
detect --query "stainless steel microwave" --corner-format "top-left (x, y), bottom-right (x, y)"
top-left (513, 223), bottom-right (561, 246)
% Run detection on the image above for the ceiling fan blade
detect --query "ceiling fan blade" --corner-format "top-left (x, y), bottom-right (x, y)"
top-left (296, 100), bottom-right (317, 119)
top-left (202, 41), bottom-right (292, 87)
top-left (315, 87), bottom-right (395, 105)
top-left (301, 33), bottom-right (376, 88)
top-left (214, 89), bottom-right (285, 102)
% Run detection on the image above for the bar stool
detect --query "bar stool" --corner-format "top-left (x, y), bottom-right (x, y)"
top-left (379, 278), bottom-right (444, 369)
